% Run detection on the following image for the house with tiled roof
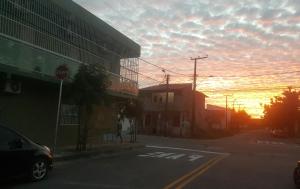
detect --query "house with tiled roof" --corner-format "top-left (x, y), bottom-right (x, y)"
top-left (139, 83), bottom-right (207, 137)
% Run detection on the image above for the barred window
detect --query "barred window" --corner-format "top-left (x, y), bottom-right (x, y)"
top-left (60, 104), bottom-right (79, 126)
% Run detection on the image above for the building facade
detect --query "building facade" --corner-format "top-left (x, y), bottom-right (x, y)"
top-left (206, 104), bottom-right (232, 130)
top-left (0, 0), bottom-right (140, 147)
top-left (139, 83), bottom-right (207, 137)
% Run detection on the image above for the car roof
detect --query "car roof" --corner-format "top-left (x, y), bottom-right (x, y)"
top-left (0, 125), bottom-right (34, 143)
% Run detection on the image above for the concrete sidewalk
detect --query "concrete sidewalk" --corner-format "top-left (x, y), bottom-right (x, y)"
top-left (54, 142), bottom-right (144, 162)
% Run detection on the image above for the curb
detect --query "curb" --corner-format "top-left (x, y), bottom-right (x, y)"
top-left (54, 143), bottom-right (145, 162)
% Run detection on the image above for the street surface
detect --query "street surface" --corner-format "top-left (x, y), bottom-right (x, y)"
top-left (4, 129), bottom-right (300, 189)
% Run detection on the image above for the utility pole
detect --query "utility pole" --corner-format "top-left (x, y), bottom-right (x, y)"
top-left (164, 74), bottom-right (170, 137)
top-left (190, 55), bottom-right (208, 137)
top-left (226, 95), bottom-right (228, 129)
top-left (232, 99), bottom-right (237, 111)
top-left (237, 104), bottom-right (243, 111)
top-left (224, 94), bottom-right (232, 130)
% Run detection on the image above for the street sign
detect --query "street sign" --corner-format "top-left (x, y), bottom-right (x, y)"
top-left (53, 64), bottom-right (69, 154)
top-left (55, 64), bottom-right (69, 80)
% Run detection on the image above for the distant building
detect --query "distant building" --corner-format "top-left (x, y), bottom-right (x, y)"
top-left (206, 104), bottom-right (232, 130)
top-left (139, 83), bottom-right (207, 137)
top-left (0, 0), bottom-right (140, 147)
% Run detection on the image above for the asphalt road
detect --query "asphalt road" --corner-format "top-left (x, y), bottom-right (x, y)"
top-left (4, 129), bottom-right (300, 189)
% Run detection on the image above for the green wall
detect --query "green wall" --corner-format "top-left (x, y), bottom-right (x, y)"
top-left (0, 36), bottom-right (80, 82)
top-left (0, 75), bottom-right (78, 147)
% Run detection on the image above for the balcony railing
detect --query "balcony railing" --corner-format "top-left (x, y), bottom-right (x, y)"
top-left (108, 72), bottom-right (138, 96)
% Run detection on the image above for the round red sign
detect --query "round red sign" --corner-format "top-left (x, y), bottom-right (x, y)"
top-left (55, 65), bottom-right (69, 80)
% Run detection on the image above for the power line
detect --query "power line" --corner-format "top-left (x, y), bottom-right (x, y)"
top-left (197, 70), bottom-right (300, 78)
top-left (138, 72), bottom-right (161, 83)
top-left (139, 58), bottom-right (190, 77)
top-left (201, 86), bottom-right (300, 93)
top-left (98, 2), bottom-right (193, 77)
top-left (77, 1), bottom-right (300, 89)
top-left (165, 70), bottom-right (300, 79)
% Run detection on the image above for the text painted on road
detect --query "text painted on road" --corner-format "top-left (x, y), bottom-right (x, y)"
top-left (256, 140), bottom-right (284, 145)
top-left (138, 151), bottom-right (204, 162)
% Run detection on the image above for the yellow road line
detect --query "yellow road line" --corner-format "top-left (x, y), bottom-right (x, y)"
top-left (163, 157), bottom-right (219, 189)
top-left (163, 155), bottom-right (228, 189)
top-left (175, 155), bottom-right (227, 188)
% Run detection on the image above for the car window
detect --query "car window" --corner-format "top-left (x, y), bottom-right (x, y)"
top-left (0, 127), bottom-right (19, 146)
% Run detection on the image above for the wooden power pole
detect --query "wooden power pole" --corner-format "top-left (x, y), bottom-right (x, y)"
top-left (164, 74), bottom-right (170, 136)
top-left (190, 55), bottom-right (208, 136)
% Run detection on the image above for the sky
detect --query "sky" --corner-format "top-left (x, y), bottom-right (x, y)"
top-left (73, 0), bottom-right (300, 118)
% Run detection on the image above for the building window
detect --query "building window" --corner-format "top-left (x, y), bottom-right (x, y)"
top-left (145, 114), bottom-right (151, 126)
top-left (173, 112), bottom-right (180, 127)
top-left (167, 92), bottom-right (174, 104)
top-left (159, 97), bottom-right (163, 104)
top-left (60, 104), bottom-right (79, 126)
top-left (153, 95), bottom-right (157, 103)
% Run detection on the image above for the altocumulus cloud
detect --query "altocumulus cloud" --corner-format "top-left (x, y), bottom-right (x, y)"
top-left (74, 0), bottom-right (300, 117)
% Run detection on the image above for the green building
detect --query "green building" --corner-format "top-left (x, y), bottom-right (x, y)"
top-left (0, 0), bottom-right (140, 147)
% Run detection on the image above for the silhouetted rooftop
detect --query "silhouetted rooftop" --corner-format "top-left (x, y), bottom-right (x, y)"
top-left (140, 83), bottom-right (207, 97)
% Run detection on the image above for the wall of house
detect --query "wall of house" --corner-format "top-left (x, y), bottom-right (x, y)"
top-left (195, 92), bottom-right (207, 130)
top-left (0, 72), bottom-right (122, 148)
top-left (0, 74), bottom-right (78, 147)
top-left (139, 87), bottom-right (207, 137)
top-left (86, 104), bottom-right (118, 145)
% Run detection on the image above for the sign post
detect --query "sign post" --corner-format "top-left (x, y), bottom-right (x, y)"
top-left (53, 65), bottom-right (69, 154)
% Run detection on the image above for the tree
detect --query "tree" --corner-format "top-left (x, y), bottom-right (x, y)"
top-left (69, 63), bottom-right (109, 150)
top-left (263, 88), bottom-right (300, 136)
top-left (231, 109), bottom-right (251, 130)
top-left (119, 100), bottom-right (143, 120)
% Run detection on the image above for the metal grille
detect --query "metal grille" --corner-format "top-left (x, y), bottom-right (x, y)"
top-left (0, 0), bottom-right (139, 96)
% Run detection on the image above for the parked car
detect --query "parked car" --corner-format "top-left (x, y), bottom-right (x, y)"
top-left (270, 128), bottom-right (288, 138)
top-left (294, 161), bottom-right (300, 188)
top-left (0, 125), bottom-right (53, 182)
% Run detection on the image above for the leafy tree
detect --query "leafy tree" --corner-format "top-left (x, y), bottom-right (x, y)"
top-left (69, 63), bottom-right (109, 150)
top-left (263, 88), bottom-right (300, 136)
top-left (119, 100), bottom-right (143, 120)
top-left (231, 109), bottom-right (251, 130)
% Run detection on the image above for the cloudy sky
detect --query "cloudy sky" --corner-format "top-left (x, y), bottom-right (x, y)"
top-left (74, 0), bottom-right (300, 118)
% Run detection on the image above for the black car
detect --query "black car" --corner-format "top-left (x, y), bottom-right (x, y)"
top-left (0, 125), bottom-right (53, 182)
top-left (294, 161), bottom-right (300, 188)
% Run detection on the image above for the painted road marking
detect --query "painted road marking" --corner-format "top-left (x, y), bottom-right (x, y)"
top-left (188, 154), bottom-right (204, 162)
top-left (138, 151), bottom-right (204, 162)
top-left (256, 140), bottom-right (284, 145)
top-left (163, 155), bottom-right (228, 189)
top-left (165, 153), bottom-right (186, 160)
top-left (146, 145), bottom-right (230, 155)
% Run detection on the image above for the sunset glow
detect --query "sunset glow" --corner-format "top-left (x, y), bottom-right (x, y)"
top-left (74, 0), bottom-right (300, 118)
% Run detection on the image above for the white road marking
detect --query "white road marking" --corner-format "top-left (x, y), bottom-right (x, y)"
top-left (165, 153), bottom-right (186, 160)
top-left (188, 154), bottom-right (204, 162)
top-left (138, 151), bottom-right (203, 162)
top-left (138, 152), bottom-right (164, 157)
top-left (138, 152), bottom-right (186, 159)
top-left (256, 140), bottom-right (285, 145)
top-left (146, 145), bottom-right (230, 155)
top-left (156, 152), bottom-right (175, 158)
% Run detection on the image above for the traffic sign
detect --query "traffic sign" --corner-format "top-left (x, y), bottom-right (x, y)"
top-left (55, 65), bottom-right (69, 80)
